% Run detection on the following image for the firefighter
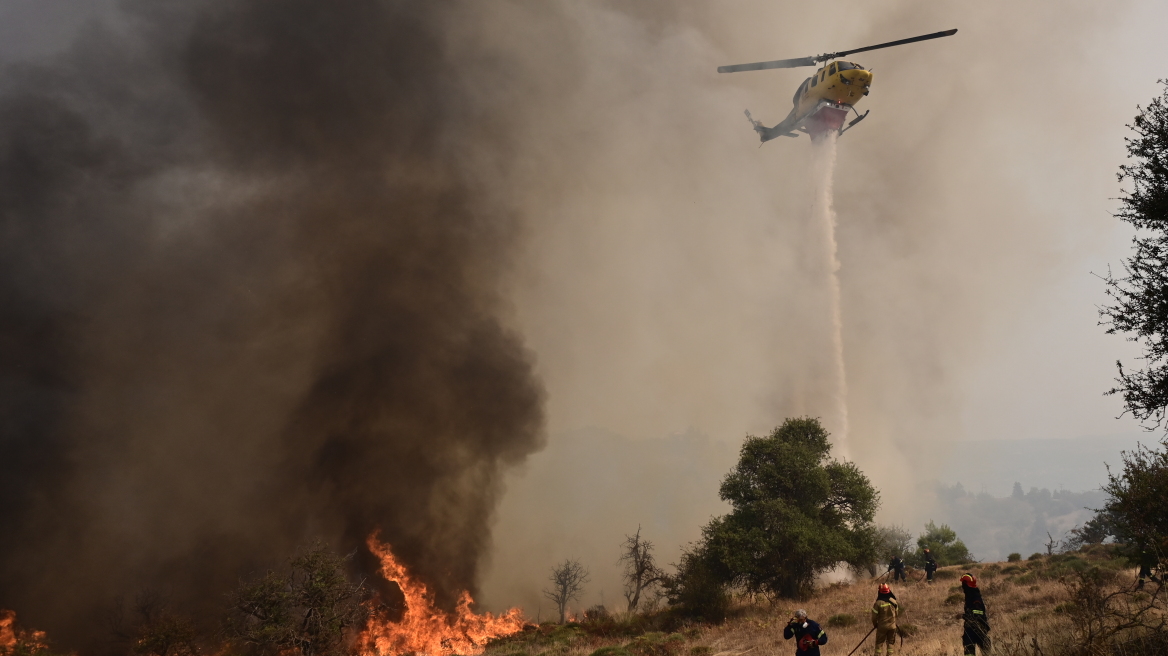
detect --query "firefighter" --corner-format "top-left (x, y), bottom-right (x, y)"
top-left (959, 574), bottom-right (990, 655)
top-left (1136, 551), bottom-right (1160, 590)
top-left (887, 555), bottom-right (906, 582)
top-left (870, 584), bottom-right (898, 656)
top-left (923, 548), bottom-right (937, 583)
top-left (784, 609), bottom-right (828, 656)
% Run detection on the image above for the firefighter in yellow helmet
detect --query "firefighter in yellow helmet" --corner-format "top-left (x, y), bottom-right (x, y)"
top-left (870, 584), bottom-right (898, 656)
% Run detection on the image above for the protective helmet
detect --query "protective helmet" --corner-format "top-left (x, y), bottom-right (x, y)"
top-left (960, 573), bottom-right (977, 588)
top-left (878, 584), bottom-right (891, 595)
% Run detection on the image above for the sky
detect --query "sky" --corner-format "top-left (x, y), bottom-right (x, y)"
top-left (2, 0), bottom-right (1168, 629)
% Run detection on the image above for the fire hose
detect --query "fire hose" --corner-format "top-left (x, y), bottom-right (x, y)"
top-left (844, 627), bottom-right (876, 656)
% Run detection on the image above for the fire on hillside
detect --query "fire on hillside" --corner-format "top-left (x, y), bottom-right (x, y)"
top-left (358, 536), bottom-right (526, 656)
top-left (0, 609), bottom-right (48, 653)
top-left (0, 538), bottom-right (525, 656)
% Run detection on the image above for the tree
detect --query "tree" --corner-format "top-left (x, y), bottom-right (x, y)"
top-left (911, 518), bottom-right (976, 564)
top-left (225, 544), bottom-right (366, 656)
top-left (1063, 510), bottom-right (1118, 553)
top-left (1101, 81), bottom-right (1168, 427)
top-left (874, 525), bottom-right (913, 562)
top-left (911, 521), bottom-right (972, 566)
top-left (543, 559), bottom-right (589, 624)
top-left (690, 418), bottom-right (880, 599)
top-left (661, 544), bottom-right (730, 623)
top-left (618, 526), bottom-right (665, 613)
top-left (1101, 438), bottom-right (1168, 562)
top-left (108, 592), bottom-right (199, 656)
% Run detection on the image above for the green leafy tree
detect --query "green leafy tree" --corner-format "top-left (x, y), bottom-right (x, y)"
top-left (1101, 438), bottom-right (1168, 563)
top-left (1101, 81), bottom-right (1168, 426)
top-left (910, 521), bottom-right (972, 566)
top-left (225, 544), bottom-right (366, 656)
top-left (688, 418), bottom-right (880, 600)
top-left (661, 545), bottom-right (731, 623)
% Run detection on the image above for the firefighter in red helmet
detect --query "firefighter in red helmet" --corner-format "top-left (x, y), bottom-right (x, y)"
top-left (923, 548), bottom-right (937, 583)
top-left (870, 584), bottom-right (898, 656)
top-left (959, 574), bottom-right (990, 655)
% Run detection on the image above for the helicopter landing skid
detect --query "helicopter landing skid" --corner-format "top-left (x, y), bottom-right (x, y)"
top-left (838, 109), bottom-right (870, 136)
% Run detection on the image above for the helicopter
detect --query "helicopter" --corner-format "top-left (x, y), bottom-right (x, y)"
top-left (718, 28), bottom-right (957, 144)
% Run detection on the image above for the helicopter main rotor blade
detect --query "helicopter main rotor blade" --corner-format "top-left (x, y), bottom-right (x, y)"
top-left (717, 56), bottom-right (818, 74)
top-left (822, 28), bottom-right (957, 61)
top-left (716, 28), bottom-right (956, 74)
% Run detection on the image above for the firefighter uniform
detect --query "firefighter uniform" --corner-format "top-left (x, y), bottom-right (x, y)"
top-left (783, 615), bottom-right (828, 656)
top-left (960, 574), bottom-right (990, 655)
top-left (887, 556), bottom-right (906, 582)
top-left (923, 549), bottom-right (937, 583)
top-left (870, 586), bottom-right (898, 656)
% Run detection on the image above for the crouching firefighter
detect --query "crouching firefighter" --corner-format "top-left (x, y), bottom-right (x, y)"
top-left (870, 584), bottom-right (898, 656)
top-left (784, 609), bottom-right (828, 656)
top-left (959, 574), bottom-right (990, 655)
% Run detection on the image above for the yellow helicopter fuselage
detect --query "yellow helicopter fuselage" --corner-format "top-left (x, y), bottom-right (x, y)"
top-left (793, 61), bottom-right (873, 117)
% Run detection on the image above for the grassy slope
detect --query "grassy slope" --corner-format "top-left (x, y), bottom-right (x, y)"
top-left (488, 547), bottom-right (1137, 656)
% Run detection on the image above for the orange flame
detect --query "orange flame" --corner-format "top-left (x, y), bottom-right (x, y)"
top-left (358, 536), bottom-right (525, 656)
top-left (0, 610), bottom-right (15, 650)
top-left (0, 610), bottom-right (49, 653)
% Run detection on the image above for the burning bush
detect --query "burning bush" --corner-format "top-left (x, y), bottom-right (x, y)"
top-left (0, 610), bottom-right (60, 656)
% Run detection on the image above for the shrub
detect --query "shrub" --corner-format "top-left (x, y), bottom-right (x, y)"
top-left (688, 648), bottom-right (711, 656)
top-left (1007, 553), bottom-right (1022, 562)
top-left (826, 614), bottom-right (856, 628)
top-left (625, 633), bottom-right (686, 656)
top-left (591, 648), bottom-right (633, 656)
top-left (944, 593), bottom-right (964, 605)
top-left (1028, 552), bottom-right (1044, 561)
top-left (896, 624), bottom-right (917, 637)
top-left (935, 569), bottom-right (958, 580)
top-left (584, 605), bottom-right (611, 622)
top-left (225, 544), bottom-right (366, 656)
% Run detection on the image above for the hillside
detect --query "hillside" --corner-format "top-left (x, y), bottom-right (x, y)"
top-left (487, 547), bottom-right (1161, 656)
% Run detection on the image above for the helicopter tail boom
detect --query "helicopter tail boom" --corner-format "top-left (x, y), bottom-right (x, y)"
top-left (749, 100), bottom-right (854, 145)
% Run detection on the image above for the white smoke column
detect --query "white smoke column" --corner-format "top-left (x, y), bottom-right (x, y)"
top-left (811, 132), bottom-right (850, 458)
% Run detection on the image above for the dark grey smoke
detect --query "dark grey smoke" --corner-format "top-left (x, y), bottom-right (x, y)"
top-left (0, 0), bottom-right (544, 649)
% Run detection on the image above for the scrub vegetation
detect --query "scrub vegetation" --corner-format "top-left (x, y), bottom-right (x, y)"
top-left (484, 548), bottom-right (1165, 656)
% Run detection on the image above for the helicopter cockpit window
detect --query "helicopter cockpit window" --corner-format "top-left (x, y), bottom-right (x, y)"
top-left (837, 61), bottom-right (860, 71)
top-left (828, 63), bottom-right (837, 75)
top-left (810, 74), bottom-right (817, 87)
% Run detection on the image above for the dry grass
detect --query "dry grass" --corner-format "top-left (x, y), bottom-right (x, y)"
top-left (487, 553), bottom-right (1150, 656)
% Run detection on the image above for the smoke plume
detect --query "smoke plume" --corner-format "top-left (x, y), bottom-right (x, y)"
top-left (0, 0), bottom-right (543, 649)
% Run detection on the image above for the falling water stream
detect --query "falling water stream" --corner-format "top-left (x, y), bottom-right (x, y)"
top-left (811, 133), bottom-right (850, 458)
